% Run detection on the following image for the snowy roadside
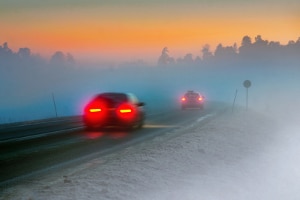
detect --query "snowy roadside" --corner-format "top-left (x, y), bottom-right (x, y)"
top-left (1, 109), bottom-right (300, 200)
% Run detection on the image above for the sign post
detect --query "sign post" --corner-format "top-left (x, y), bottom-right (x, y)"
top-left (243, 80), bottom-right (251, 111)
top-left (232, 89), bottom-right (238, 113)
top-left (52, 93), bottom-right (58, 118)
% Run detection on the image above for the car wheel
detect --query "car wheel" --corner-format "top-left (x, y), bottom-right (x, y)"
top-left (85, 126), bottom-right (100, 132)
top-left (137, 119), bottom-right (144, 129)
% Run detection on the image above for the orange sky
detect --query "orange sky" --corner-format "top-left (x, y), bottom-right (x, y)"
top-left (0, 1), bottom-right (299, 64)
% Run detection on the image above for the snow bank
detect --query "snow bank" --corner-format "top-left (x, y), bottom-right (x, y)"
top-left (1, 109), bottom-right (300, 200)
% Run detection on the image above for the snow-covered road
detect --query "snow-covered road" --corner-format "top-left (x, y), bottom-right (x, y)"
top-left (2, 109), bottom-right (300, 200)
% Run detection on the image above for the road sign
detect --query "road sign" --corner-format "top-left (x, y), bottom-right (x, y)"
top-left (243, 80), bottom-right (251, 88)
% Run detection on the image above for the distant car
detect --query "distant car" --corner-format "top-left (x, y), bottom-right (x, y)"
top-left (181, 90), bottom-right (205, 110)
top-left (83, 92), bottom-right (145, 130)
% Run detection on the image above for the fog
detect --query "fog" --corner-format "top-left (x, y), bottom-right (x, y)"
top-left (1, 36), bottom-right (300, 123)
top-left (1, 37), bottom-right (300, 199)
top-left (1, 63), bottom-right (299, 123)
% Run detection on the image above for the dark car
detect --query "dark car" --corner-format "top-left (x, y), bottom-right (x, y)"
top-left (181, 90), bottom-right (205, 110)
top-left (83, 92), bottom-right (145, 130)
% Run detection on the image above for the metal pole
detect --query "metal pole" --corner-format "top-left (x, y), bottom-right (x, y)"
top-left (52, 93), bottom-right (58, 117)
top-left (232, 89), bottom-right (238, 113)
top-left (246, 88), bottom-right (248, 111)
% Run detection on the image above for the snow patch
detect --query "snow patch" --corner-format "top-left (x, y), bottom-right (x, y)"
top-left (2, 110), bottom-right (300, 200)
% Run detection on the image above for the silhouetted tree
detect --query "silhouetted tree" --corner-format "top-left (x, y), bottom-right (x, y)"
top-left (238, 35), bottom-right (256, 60)
top-left (241, 35), bottom-right (252, 47)
top-left (183, 53), bottom-right (194, 64)
top-left (255, 35), bottom-right (268, 45)
top-left (158, 47), bottom-right (174, 65)
top-left (66, 53), bottom-right (75, 64)
top-left (50, 51), bottom-right (65, 65)
top-left (0, 42), bottom-right (17, 68)
top-left (285, 37), bottom-right (300, 64)
top-left (17, 48), bottom-right (31, 59)
top-left (194, 56), bottom-right (202, 64)
top-left (49, 51), bottom-right (76, 67)
top-left (201, 44), bottom-right (213, 61)
top-left (214, 43), bottom-right (237, 59)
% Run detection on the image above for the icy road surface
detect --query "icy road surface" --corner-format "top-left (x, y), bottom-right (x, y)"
top-left (2, 109), bottom-right (300, 200)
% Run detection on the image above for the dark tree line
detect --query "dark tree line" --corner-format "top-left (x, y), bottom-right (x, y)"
top-left (1, 35), bottom-right (300, 69)
top-left (0, 42), bottom-right (75, 70)
top-left (158, 35), bottom-right (300, 67)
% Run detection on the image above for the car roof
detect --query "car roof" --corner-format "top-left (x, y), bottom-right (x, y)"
top-left (94, 92), bottom-right (140, 103)
top-left (185, 90), bottom-right (199, 94)
top-left (95, 92), bottom-right (127, 100)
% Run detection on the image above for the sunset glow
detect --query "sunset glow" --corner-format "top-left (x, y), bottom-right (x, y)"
top-left (1, 0), bottom-right (299, 64)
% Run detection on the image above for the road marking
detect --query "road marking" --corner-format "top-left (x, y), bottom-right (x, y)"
top-left (196, 113), bottom-right (216, 122)
top-left (144, 124), bottom-right (181, 128)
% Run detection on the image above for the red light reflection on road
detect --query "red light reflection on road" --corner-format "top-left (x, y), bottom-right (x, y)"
top-left (85, 131), bottom-right (105, 139)
top-left (109, 131), bottom-right (128, 139)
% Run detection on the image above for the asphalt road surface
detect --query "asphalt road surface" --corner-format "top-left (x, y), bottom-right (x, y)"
top-left (0, 101), bottom-right (227, 187)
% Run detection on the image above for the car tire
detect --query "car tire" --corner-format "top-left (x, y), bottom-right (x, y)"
top-left (137, 120), bottom-right (144, 129)
top-left (85, 126), bottom-right (100, 132)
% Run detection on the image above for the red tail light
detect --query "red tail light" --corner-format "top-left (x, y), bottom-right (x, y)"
top-left (181, 97), bottom-right (186, 101)
top-left (119, 108), bottom-right (132, 113)
top-left (85, 100), bottom-right (105, 114)
top-left (117, 103), bottom-right (136, 121)
top-left (84, 99), bottom-right (107, 122)
top-left (89, 108), bottom-right (102, 113)
top-left (198, 96), bottom-right (203, 101)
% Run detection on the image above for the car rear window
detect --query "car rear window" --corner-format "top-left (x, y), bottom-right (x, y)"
top-left (185, 92), bottom-right (199, 98)
top-left (96, 93), bottom-right (128, 107)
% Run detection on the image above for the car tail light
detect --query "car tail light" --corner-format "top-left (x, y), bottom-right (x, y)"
top-left (198, 96), bottom-right (203, 101)
top-left (84, 99), bottom-right (107, 120)
top-left (89, 108), bottom-right (102, 113)
top-left (119, 108), bottom-right (132, 113)
top-left (181, 97), bottom-right (186, 101)
top-left (117, 103), bottom-right (136, 121)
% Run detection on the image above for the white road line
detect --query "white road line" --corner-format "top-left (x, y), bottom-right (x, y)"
top-left (196, 113), bottom-right (216, 122)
